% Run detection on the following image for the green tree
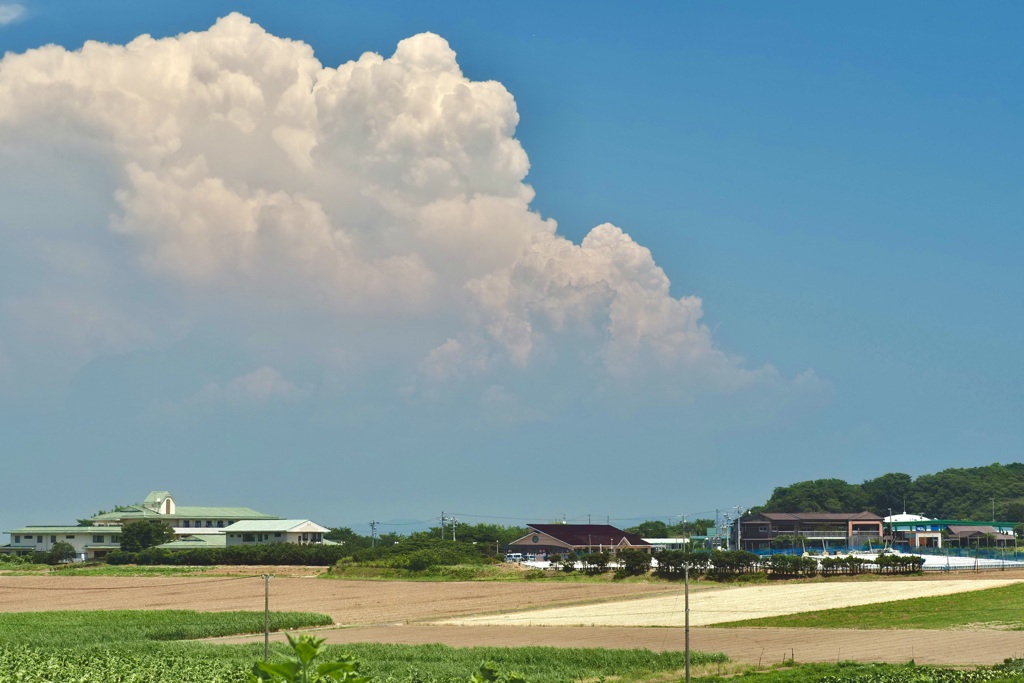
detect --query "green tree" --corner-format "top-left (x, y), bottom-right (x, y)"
top-left (46, 541), bottom-right (76, 565)
top-left (677, 518), bottom-right (716, 537)
top-left (625, 521), bottom-right (670, 538)
top-left (764, 478), bottom-right (869, 513)
top-left (617, 548), bottom-right (652, 576)
top-left (77, 505), bottom-right (133, 527)
top-left (120, 520), bottom-right (175, 552)
top-left (323, 527), bottom-right (372, 551)
top-left (860, 472), bottom-right (914, 516)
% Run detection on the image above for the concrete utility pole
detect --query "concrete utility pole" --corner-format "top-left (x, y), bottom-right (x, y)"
top-left (684, 563), bottom-right (691, 683)
top-left (262, 574), bottom-right (272, 661)
top-left (440, 512), bottom-right (447, 538)
top-left (369, 520), bottom-right (378, 548)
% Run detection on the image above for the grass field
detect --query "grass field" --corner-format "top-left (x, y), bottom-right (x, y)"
top-left (715, 581), bottom-right (1024, 630)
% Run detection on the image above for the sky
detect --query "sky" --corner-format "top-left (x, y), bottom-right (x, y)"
top-left (1, 2), bottom-right (1022, 537)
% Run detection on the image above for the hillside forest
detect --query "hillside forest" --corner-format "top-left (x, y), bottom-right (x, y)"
top-left (757, 462), bottom-right (1024, 523)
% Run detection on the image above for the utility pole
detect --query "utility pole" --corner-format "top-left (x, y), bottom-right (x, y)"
top-left (440, 512), bottom-right (447, 538)
top-left (684, 562), bottom-right (691, 683)
top-left (992, 498), bottom-right (996, 522)
top-left (452, 516), bottom-right (458, 542)
top-left (369, 520), bottom-right (378, 548)
top-left (262, 574), bottom-right (272, 661)
top-left (736, 507), bottom-right (743, 552)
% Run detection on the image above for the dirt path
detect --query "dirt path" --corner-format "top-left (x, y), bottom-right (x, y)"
top-left (212, 623), bottom-right (1024, 666)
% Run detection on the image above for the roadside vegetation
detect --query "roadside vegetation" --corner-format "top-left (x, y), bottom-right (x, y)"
top-left (693, 660), bottom-right (1024, 683)
top-left (714, 580), bottom-right (1024, 630)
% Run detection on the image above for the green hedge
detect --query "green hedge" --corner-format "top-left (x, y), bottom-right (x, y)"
top-left (106, 543), bottom-right (348, 566)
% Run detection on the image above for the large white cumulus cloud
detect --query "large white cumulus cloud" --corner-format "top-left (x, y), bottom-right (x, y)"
top-left (0, 13), bottom-right (798, 396)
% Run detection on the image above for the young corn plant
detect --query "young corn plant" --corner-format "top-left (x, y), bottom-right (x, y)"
top-left (250, 634), bottom-right (368, 683)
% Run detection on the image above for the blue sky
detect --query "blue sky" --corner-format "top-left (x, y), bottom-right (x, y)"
top-left (1, 2), bottom-right (1021, 536)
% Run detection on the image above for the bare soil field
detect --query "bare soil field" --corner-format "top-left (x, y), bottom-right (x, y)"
top-left (5, 572), bottom-right (1024, 666)
top-left (441, 578), bottom-right (1024, 627)
top-left (0, 575), bottom-right (685, 624)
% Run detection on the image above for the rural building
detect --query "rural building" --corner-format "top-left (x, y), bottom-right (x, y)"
top-left (643, 537), bottom-right (691, 552)
top-left (2, 490), bottom-right (331, 560)
top-left (738, 512), bottom-right (884, 552)
top-left (887, 517), bottom-right (1016, 549)
top-left (224, 520), bottom-right (329, 545)
top-left (3, 526), bottom-right (123, 560)
top-left (89, 491), bottom-right (279, 529)
top-left (507, 524), bottom-right (652, 557)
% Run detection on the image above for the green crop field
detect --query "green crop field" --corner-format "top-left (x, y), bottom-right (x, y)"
top-left (0, 610), bottom-right (728, 682)
top-left (0, 610), bottom-right (333, 647)
top-left (713, 581), bottom-right (1024, 630)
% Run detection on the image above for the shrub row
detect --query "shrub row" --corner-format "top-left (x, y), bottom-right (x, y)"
top-left (106, 543), bottom-right (349, 566)
top-left (654, 549), bottom-right (923, 580)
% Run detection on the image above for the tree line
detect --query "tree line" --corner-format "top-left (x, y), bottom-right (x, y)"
top-left (758, 462), bottom-right (1024, 524)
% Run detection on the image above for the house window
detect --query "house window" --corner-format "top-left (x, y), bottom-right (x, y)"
top-left (50, 536), bottom-right (57, 543)
top-left (13, 536), bottom-right (19, 544)
top-left (36, 536), bottom-right (42, 543)
top-left (182, 521), bottom-right (190, 528)
top-left (274, 533), bottom-right (282, 538)
top-left (66, 535), bottom-right (74, 540)
top-left (206, 521), bottom-right (213, 528)
top-left (242, 534), bottom-right (255, 542)
top-left (93, 535), bottom-right (104, 543)
top-left (217, 521), bottom-right (224, 528)
top-left (110, 535), bottom-right (120, 543)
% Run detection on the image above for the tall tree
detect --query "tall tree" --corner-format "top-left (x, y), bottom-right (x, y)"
top-left (120, 520), bottom-right (175, 552)
top-left (763, 479), bottom-right (868, 513)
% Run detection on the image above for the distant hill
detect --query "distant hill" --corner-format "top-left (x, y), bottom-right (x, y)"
top-left (759, 463), bottom-right (1024, 522)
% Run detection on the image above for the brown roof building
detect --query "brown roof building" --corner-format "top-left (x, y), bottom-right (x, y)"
top-left (739, 512), bottom-right (884, 552)
top-left (508, 524), bottom-right (652, 556)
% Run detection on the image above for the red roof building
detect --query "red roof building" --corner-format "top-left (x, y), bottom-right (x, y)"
top-left (508, 524), bottom-right (652, 556)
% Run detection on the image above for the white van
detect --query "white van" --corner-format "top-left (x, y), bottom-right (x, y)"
top-left (504, 552), bottom-right (524, 562)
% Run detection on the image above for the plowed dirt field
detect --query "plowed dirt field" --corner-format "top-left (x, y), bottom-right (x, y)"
top-left (5, 572), bottom-right (1024, 665)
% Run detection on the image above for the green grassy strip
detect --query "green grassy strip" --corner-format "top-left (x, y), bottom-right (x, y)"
top-left (0, 610), bottom-right (333, 648)
top-left (693, 660), bottom-right (1024, 682)
top-left (337, 642), bottom-right (725, 682)
top-left (714, 581), bottom-right (1024, 630)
